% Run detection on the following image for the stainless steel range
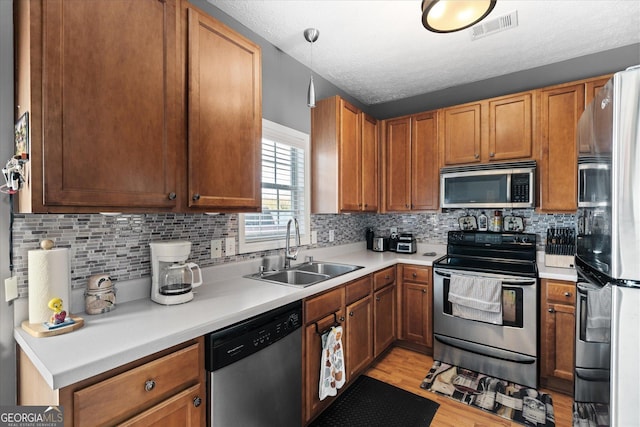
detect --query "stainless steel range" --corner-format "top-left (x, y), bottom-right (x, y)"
top-left (433, 230), bottom-right (538, 388)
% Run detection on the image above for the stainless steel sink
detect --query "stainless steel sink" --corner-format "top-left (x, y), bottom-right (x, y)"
top-left (246, 261), bottom-right (363, 287)
top-left (294, 261), bottom-right (362, 277)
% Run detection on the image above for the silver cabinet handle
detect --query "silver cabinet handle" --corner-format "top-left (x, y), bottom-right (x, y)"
top-left (168, 192), bottom-right (177, 200)
top-left (548, 308), bottom-right (555, 313)
top-left (193, 396), bottom-right (202, 407)
top-left (145, 380), bottom-right (156, 392)
top-left (564, 292), bottom-right (572, 297)
top-left (349, 311), bottom-right (354, 317)
top-left (376, 296), bottom-right (381, 302)
top-left (422, 289), bottom-right (427, 294)
top-left (489, 152), bottom-right (495, 157)
top-left (412, 272), bottom-right (418, 278)
top-left (192, 193), bottom-right (201, 201)
top-left (339, 316), bottom-right (345, 322)
top-left (474, 154), bottom-right (480, 159)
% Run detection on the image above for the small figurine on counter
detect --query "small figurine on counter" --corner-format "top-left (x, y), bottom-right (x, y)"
top-left (48, 297), bottom-right (67, 325)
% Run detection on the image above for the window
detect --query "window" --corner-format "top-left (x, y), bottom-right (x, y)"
top-left (239, 119), bottom-right (310, 253)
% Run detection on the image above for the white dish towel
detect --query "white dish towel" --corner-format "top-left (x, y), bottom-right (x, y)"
top-left (319, 326), bottom-right (346, 401)
top-left (448, 274), bottom-right (503, 325)
top-left (586, 283), bottom-right (611, 343)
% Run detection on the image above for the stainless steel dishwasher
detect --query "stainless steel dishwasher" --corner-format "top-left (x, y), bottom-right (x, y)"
top-left (206, 300), bottom-right (302, 427)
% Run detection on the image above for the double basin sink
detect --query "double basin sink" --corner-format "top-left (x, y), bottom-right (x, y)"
top-left (246, 261), bottom-right (363, 287)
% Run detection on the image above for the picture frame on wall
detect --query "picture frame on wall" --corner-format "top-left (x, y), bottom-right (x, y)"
top-left (15, 111), bottom-right (29, 160)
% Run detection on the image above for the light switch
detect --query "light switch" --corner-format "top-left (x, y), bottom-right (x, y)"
top-left (225, 237), bottom-right (236, 256)
top-left (4, 276), bottom-right (18, 302)
top-left (211, 240), bottom-right (222, 259)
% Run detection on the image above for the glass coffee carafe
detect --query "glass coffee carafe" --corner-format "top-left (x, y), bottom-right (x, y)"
top-left (159, 261), bottom-right (202, 296)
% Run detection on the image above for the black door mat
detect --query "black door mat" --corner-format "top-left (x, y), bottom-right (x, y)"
top-left (421, 360), bottom-right (555, 427)
top-left (310, 375), bottom-right (439, 427)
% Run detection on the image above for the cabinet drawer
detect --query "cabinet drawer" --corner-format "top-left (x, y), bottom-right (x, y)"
top-left (74, 343), bottom-right (200, 426)
top-left (373, 266), bottom-right (396, 291)
top-left (305, 287), bottom-right (344, 324)
top-left (346, 276), bottom-right (372, 305)
top-left (402, 265), bottom-right (431, 284)
top-left (546, 281), bottom-right (575, 305)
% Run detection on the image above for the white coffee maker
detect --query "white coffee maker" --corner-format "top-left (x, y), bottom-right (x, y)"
top-left (149, 240), bottom-right (202, 305)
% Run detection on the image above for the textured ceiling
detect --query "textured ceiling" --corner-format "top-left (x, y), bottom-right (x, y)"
top-left (208, 1), bottom-right (640, 106)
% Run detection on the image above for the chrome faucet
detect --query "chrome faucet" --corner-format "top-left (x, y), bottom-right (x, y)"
top-left (284, 217), bottom-right (300, 269)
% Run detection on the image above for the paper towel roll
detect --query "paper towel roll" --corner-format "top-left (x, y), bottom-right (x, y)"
top-left (28, 248), bottom-right (71, 324)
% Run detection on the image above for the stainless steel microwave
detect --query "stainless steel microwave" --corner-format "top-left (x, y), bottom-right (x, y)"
top-left (578, 156), bottom-right (610, 208)
top-left (440, 160), bottom-right (536, 209)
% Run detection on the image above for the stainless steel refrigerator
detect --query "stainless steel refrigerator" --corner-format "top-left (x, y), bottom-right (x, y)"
top-left (575, 65), bottom-right (640, 426)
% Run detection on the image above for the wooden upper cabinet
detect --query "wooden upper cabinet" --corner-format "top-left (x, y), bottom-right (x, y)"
top-left (411, 111), bottom-right (439, 210)
top-left (440, 103), bottom-right (482, 165)
top-left (186, 7), bottom-right (262, 210)
top-left (537, 83), bottom-right (585, 212)
top-left (311, 96), bottom-right (379, 213)
top-left (488, 93), bottom-right (533, 161)
top-left (580, 76), bottom-right (612, 154)
top-left (384, 117), bottom-right (412, 211)
top-left (361, 113), bottom-right (380, 212)
top-left (17, 0), bottom-right (180, 212)
top-left (338, 101), bottom-right (362, 211)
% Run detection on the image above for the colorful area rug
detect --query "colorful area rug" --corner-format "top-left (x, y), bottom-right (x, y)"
top-left (311, 375), bottom-right (439, 426)
top-left (420, 361), bottom-right (555, 427)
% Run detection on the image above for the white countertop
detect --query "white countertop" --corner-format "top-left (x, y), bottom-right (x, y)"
top-left (15, 243), bottom-right (444, 390)
top-left (15, 244), bottom-right (577, 390)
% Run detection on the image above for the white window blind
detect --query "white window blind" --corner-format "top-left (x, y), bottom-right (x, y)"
top-left (239, 119), bottom-right (310, 253)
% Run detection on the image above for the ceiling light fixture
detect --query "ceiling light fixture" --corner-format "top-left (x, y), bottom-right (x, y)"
top-left (304, 28), bottom-right (319, 108)
top-left (422, 0), bottom-right (497, 33)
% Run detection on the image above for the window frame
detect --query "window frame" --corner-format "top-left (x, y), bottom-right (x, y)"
top-left (238, 119), bottom-right (311, 254)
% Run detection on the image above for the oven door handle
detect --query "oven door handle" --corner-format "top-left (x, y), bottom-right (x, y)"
top-left (434, 334), bottom-right (537, 364)
top-left (434, 269), bottom-right (536, 286)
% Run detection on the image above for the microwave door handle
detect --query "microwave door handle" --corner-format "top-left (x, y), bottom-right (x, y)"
top-left (506, 173), bottom-right (512, 203)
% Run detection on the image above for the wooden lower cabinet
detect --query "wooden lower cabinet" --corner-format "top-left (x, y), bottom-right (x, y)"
top-left (302, 267), bottom-right (397, 424)
top-left (346, 294), bottom-right (373, 378)
top-left (374, 283), bottom-right (396, 357)
top-left (399, 265), bottom-right (433, 350)
top-left (540, 278), bottom-right (576, 394)
top-left (18, 338), bottom-right (205, 427)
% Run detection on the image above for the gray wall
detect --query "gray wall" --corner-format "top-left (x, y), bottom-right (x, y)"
top-left (1, 0), bottom-right (15, 406)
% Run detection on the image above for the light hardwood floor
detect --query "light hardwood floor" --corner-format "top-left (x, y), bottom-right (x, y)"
top-left (364, 346), bottom-right (574, 427)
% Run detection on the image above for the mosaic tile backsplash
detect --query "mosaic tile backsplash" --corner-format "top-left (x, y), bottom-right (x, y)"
top-left (11, 209), bottom-right (575, 297)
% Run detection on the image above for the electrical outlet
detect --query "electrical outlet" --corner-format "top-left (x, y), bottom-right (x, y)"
top-left (225, 237), bottom-right (236, 256)
top-left (390, 227), bottom-right (398, 234)
top-left (328, 230), bottom-right (335, 242)
top-left (211, 240), bottom-right (222, 259)
top-left (4, 276), bottom-right (18, 302)
top-left (311, 230), bottom-right (318, 244)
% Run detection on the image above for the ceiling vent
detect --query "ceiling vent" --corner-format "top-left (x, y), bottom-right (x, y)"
top-left (470, 10), bottom-right (518, 40)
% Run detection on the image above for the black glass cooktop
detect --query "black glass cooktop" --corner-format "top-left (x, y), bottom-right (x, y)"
top-left (434, 255), bottom-right (538, 278)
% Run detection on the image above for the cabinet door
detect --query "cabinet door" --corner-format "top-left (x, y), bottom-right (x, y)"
top-left (339, 100), bottom-right (362, 212)
top-left (346, 296), bottom-right (373, 379)
top-left (41, 0), bottom-right (178, 209)
top-left (488, 93), bottom-right (533, 161)
top-left (403, 282), bottom-right (432, 347)
top-left (119, 384), bottom-right (203, 427)
top-left (304, 311), bottom-right (344, 423)
top-left (411, 111), bottom-right (439, 210)
top-left (542, 303), bottom-right (575, 382)
top-left (581, 76), bottom-right (611, 154)
top-left (385, 117), bottom-right (412, 211)
top-left (441, 103), bottom-right (482, 165)
top-left (538, 83), bottom-right (584, 211)
top-left (187, 8), bottom-right (261, 210)
top-left (374, 284), bottom-right (396, 357)
top-left (361, 113), bottom-right (379, 212)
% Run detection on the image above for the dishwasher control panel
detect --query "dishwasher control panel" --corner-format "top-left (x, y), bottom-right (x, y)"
top-left (206, 300), bottom-right (302, 371)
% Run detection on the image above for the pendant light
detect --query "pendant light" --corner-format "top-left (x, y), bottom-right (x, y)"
top-left (422, 0), bottom-right (496, 33)
top-left (304, 28), bottom-right (319, 108)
